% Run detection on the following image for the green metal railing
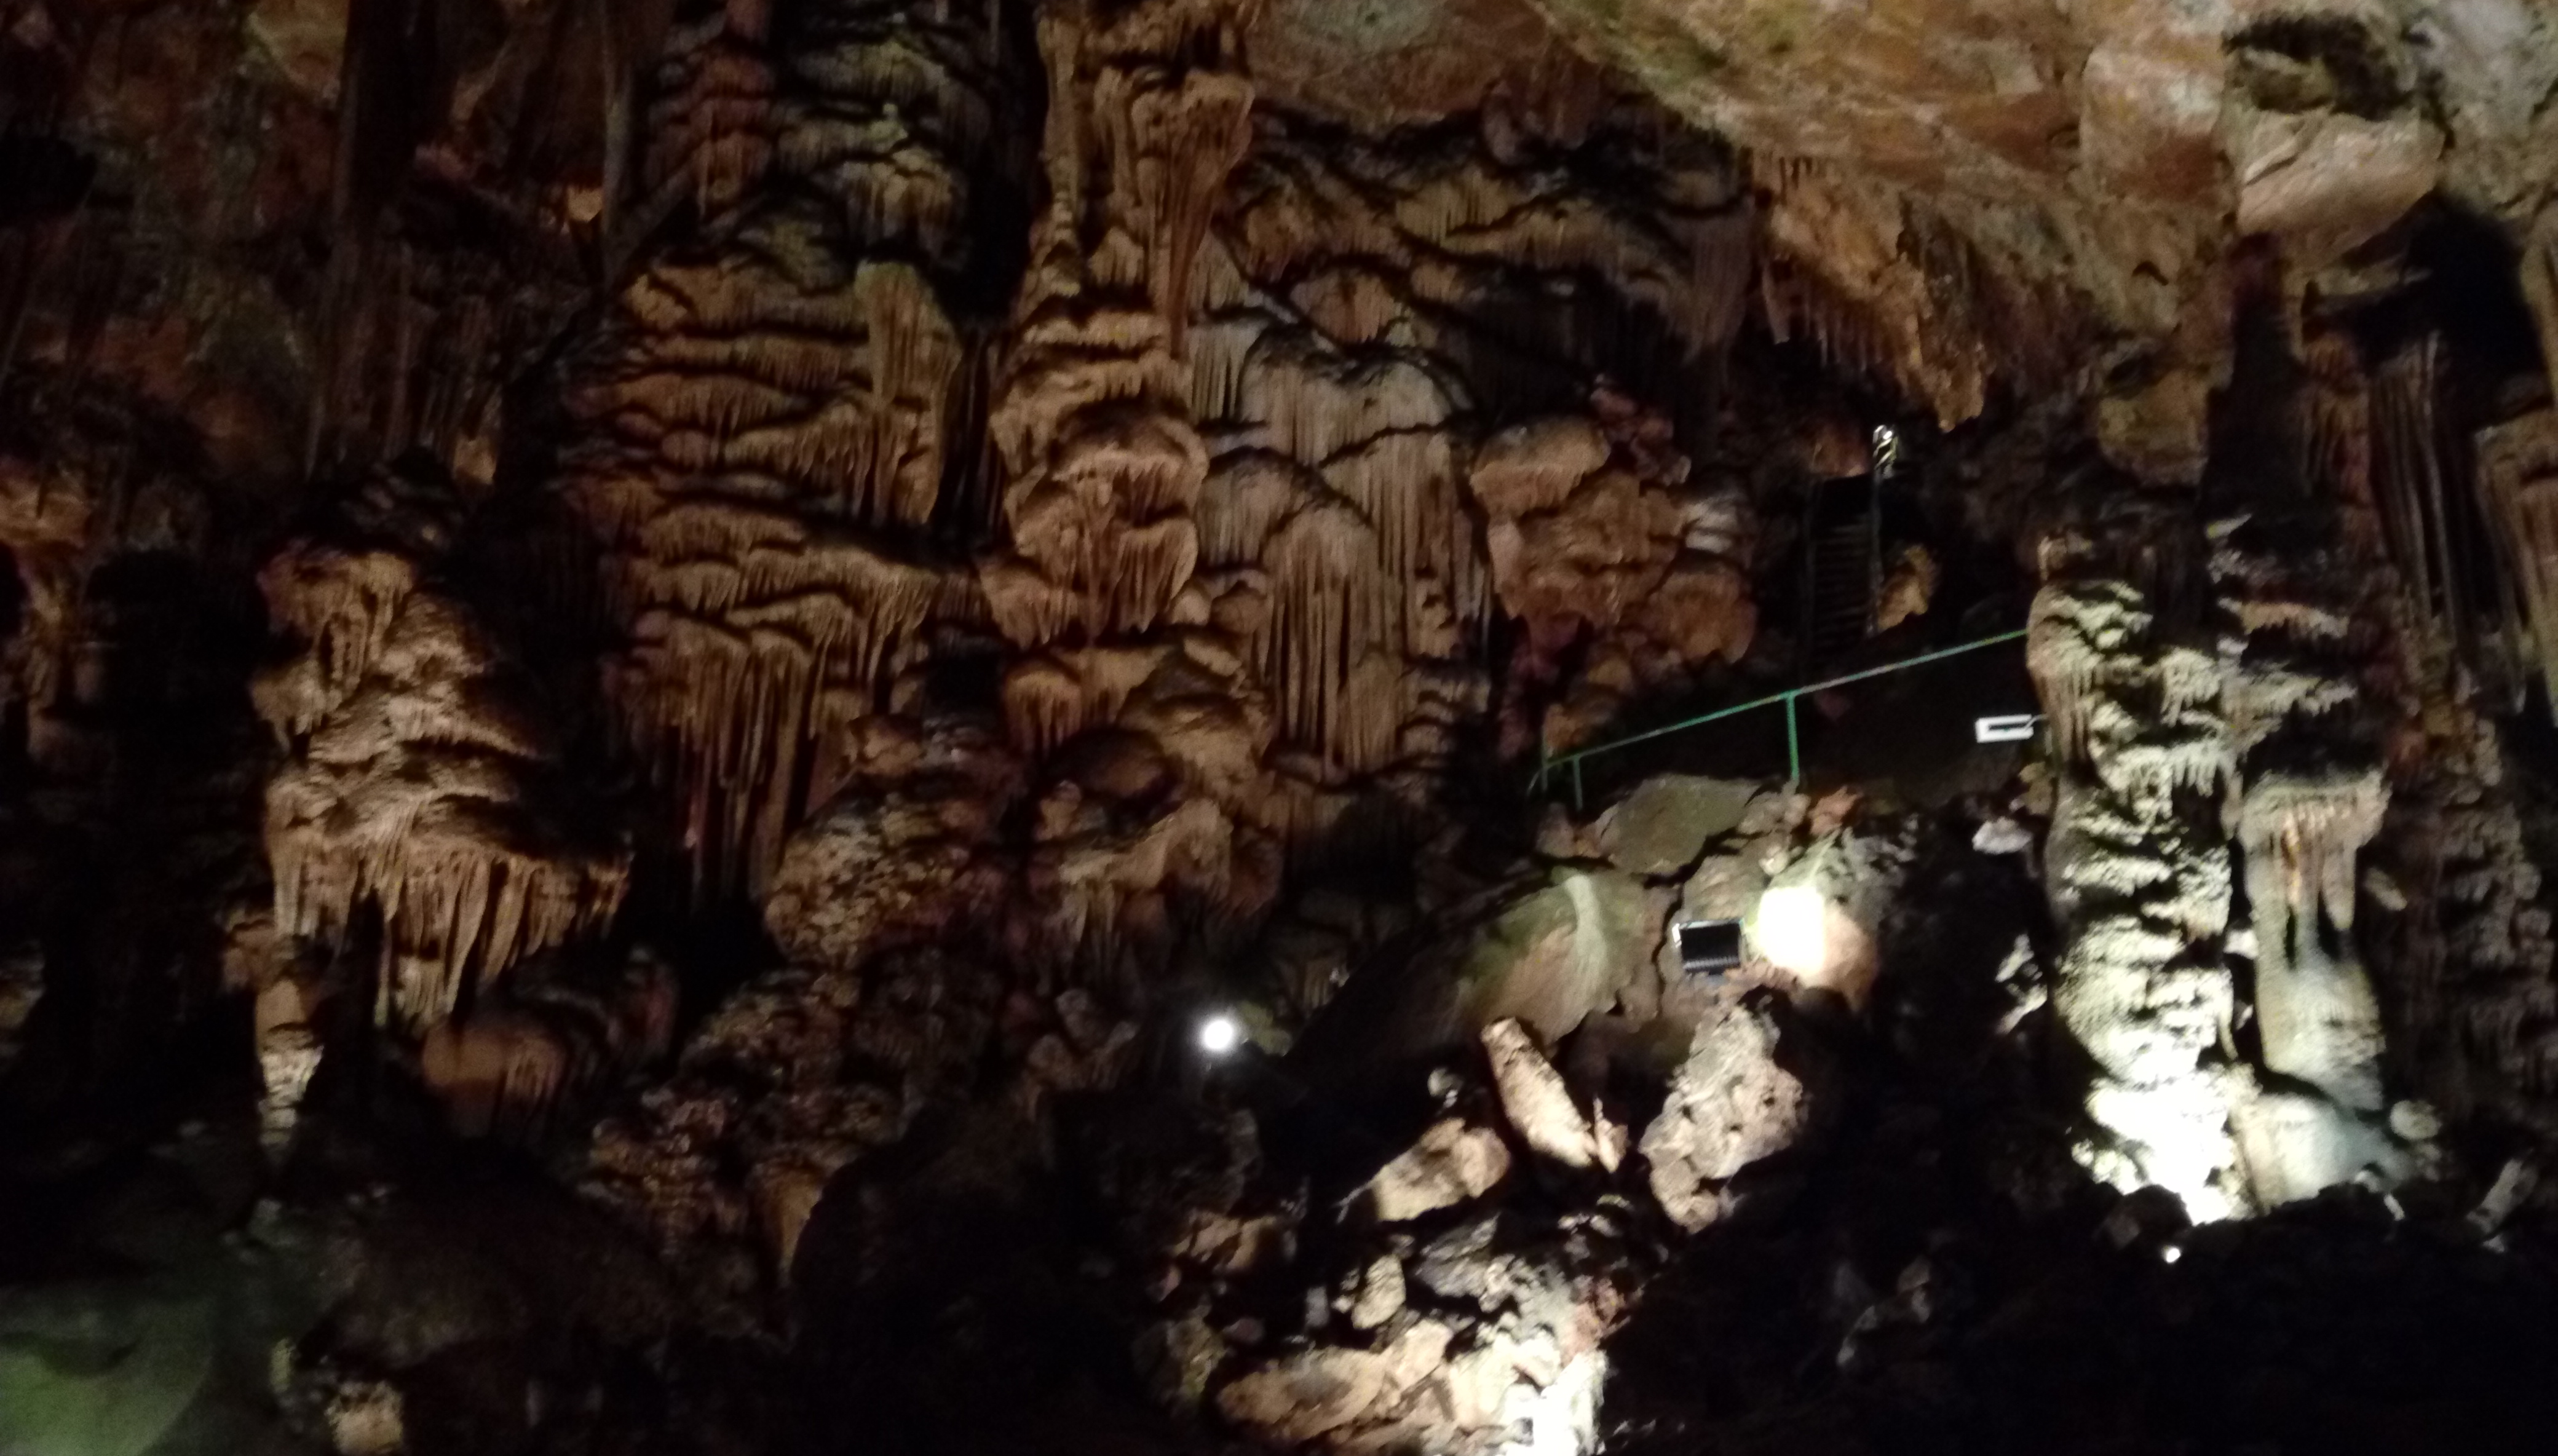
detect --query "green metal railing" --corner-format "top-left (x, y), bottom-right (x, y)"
top-left (1530, 627), bottom-right (2029, 810)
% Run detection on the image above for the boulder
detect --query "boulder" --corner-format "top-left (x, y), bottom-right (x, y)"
top-left (1642, 1007), bottom-right (1820, 1232)
top-left (1483, 1019), bottom-right (1600, 1169)
top-left (1595, 774), bottom-right (1757, 878)
top-left (1216, 1320), bottom-right (1455, 1444)
top-left (1367, 1118), bottom-right (1512, 1222)
top-left (1456, 866), bottom-right (1661, 1041)
top-left (2230, 108), bottom-right (2442, 264)
top-left (1744, 832), bottom-right (1915, 1010)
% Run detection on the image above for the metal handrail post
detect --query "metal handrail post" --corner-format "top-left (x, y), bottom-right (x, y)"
top-left (1784, 692), bottom-right (1800, 787)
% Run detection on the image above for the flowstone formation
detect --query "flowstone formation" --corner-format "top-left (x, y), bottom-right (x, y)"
top-left (548, 0), bottom-right (1016, 897)
top-left (256, 461), bottom-right (630, 1032)
top-left (1470, 391), bottom-right (1755, 755)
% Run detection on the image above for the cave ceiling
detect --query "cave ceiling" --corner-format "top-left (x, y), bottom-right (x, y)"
top-left (6, 0), bottom-right (2556, 483)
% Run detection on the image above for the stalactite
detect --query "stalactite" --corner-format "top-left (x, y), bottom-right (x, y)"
top-left (304, 204), bottom-right (588, 486)
top-left (641, 0), bottom-right (779, 224)
top-left (2202, 314), bottom-right (2454, 1201)
top-left (1744, 152), bottom-right (2040, 425)
top-left (1256, 500), bottom-right (1401, 770)
top-left (2356, 371), bottom-right (2558, 1134)
top-left (999, 643), bottom-right (1167, 755)
top-left (1227, 114), bottom-right (1746, 371)
top-left (1686, 203), bottom-right (1755, 356)
top-left (2519, 204), bottom-right (2558, 414)
top-left (1160, 103), bottom-right (1748, 791)
top-left (259, 462), bottom-right (629, 1033)
top-left (1092, 64), bottom-right (1254, 350)
top-left (2237, 775), bottom-right (2388, 1102)
top-left (0, 448), bottom-right (107, 781)
top-left (1227, 331), bottom-right (1481, 638)
top-left (2477, 408), bottom-right (2558, 711)
top-left (972, 0), bottom-right (1262, 975)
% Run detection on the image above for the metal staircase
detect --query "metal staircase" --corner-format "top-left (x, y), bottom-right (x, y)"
top-left (1798, 427), bottom-right (1894, 675)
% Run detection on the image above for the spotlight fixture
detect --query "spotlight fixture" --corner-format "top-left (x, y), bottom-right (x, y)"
top-left (1197, 1013), bottom-right (1241, 1055)
top-left (1675, 919), bottom-right (1744, 975)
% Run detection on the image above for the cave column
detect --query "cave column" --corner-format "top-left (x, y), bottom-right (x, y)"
top-left (2208, 415), bottom-right (2404, 1200)
top-left (2028, 494), bottom-right (2247, 1221)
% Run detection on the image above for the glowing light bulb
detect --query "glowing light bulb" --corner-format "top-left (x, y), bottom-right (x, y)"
top-left (1197, 1013), bottom-right (1241, 1055)
top-left (2160, 1244), bottom-right (2183, 1265)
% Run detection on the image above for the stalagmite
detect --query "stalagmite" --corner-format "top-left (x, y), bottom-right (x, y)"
top-left (42, 0), bottom-right (2558, 1444)
top-left (251, 965), bottom-right (328, 1160)
top-left (1482, 1018), bottom-right (1602, 1170)
top-left (2211, 486), bottom-right (2395, 1129)
top-left (2237, 775), bottom-right (2388, 1106)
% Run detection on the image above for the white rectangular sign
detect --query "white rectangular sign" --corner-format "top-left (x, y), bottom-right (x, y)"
top-left (1974, 713), bottom-right (2043, 744)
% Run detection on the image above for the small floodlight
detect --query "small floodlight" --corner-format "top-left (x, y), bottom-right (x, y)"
top-left (1753, 884), bottom-right (1831, 978)
top-left (1197, 1013), bottom-right (1242, 1055)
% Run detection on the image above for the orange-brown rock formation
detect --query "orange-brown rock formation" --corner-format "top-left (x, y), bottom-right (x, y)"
top-left (1470, 389), bottom-right (1756, 753)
